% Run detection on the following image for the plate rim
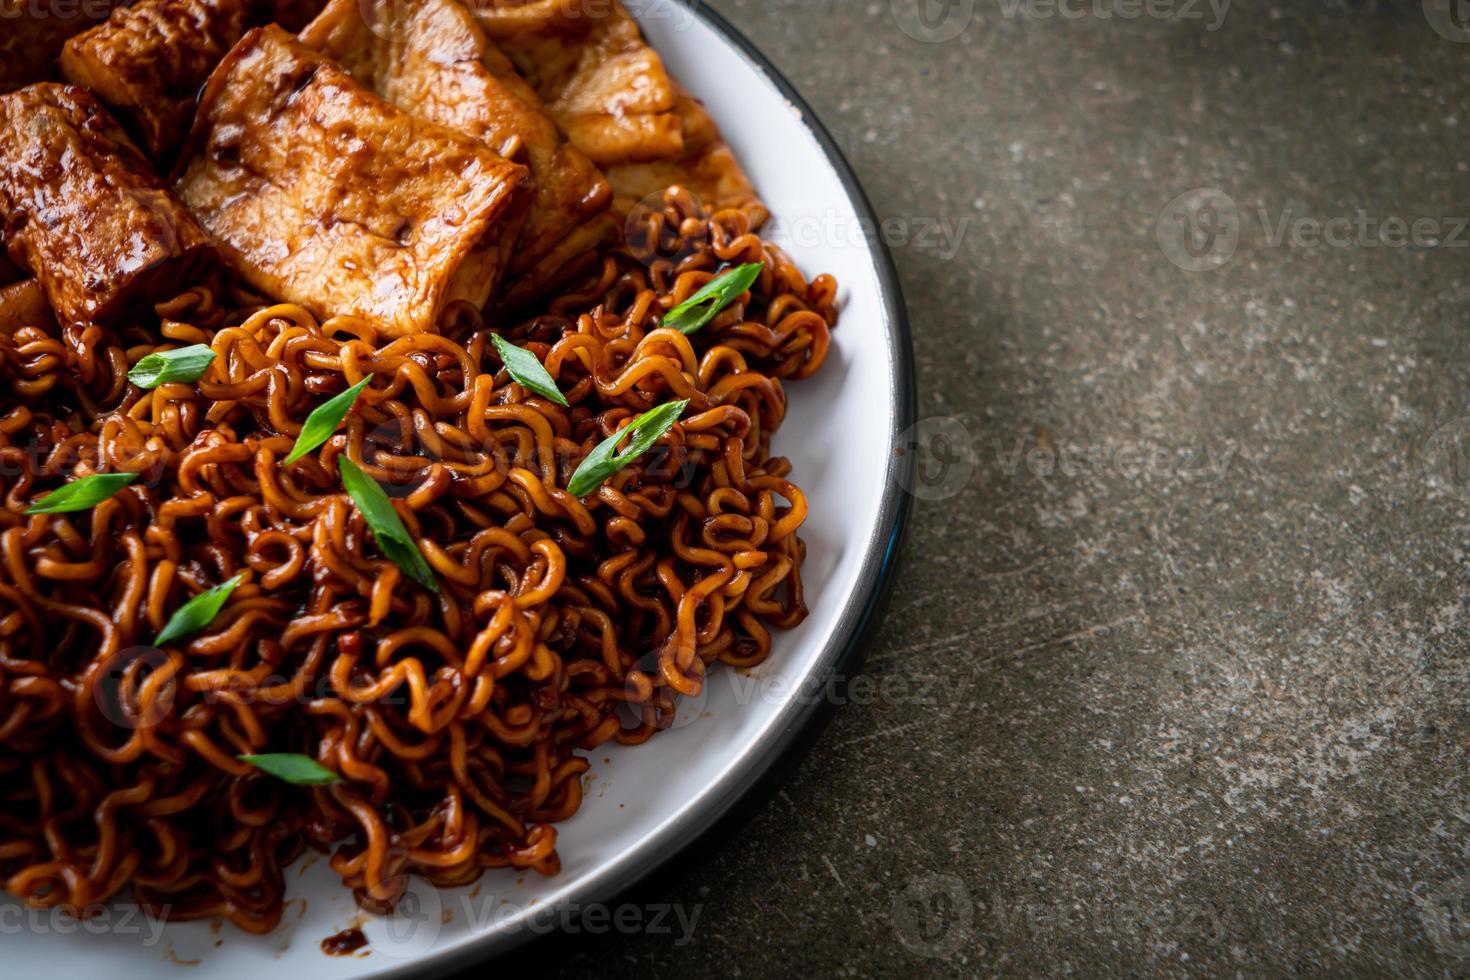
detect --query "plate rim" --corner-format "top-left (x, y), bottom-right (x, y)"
top-left (378, 5), bottom-right (917, 975)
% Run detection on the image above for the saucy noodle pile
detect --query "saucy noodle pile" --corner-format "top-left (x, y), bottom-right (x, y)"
top-left (0, 193), bottom-right (836, 930)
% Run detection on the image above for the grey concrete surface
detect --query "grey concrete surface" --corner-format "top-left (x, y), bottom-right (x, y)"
top-left (496, 1), bottom-right (1470, 975)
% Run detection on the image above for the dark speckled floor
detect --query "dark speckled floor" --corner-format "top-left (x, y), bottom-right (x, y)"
top-left (483, 1), bottom-right (1470, 975)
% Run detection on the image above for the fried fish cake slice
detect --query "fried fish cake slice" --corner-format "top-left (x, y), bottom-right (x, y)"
top-left (0, 280), bottom-right (56, 336)
top-left (177, 26), bottom-right (528, 337)
top-left (61, 0), bottom-right (258, 162)
top-left (467, 0), bottom-right (683, 168)
top-left (605, 89), bottom-right (768, 230)
top-left (0, 84), bottom-right (213, 327)
top-left (0, 0), bottom-right (128, 93)
top-left (468, 0), bottom-right (764, 225)
top-left (299, 0), bottom-right (613, 310)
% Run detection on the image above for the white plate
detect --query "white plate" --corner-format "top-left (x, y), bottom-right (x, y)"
top-left (4, 3), bottom-right (914, 975)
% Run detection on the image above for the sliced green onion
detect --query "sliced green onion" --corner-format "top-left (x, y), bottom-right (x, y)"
top-left (238, 753), bottom-right (340, 786)
top-left (127, 344), bottom-right (217, 389)
top-left (491, 333), bottom-right (568, 407)
top-left (338, 456), bottom-right (438, 592)
top-left (284, 374), bottom-right (374, 465)
top-left (567, 400), bottom-right (689, 497)
top-left (154, 572), bottom-right (245, 646)
top-left (661, 262), bottom-right (763, 335)
top-left (26, 472), bottom-right (137, 514)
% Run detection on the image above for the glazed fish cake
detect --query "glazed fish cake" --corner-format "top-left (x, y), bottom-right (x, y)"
top-left (61, 0), bottom-right (259, 161)
top-left (0, 0), bottom-right (128, 93)
top-left (468, 0), bottom-right (683, 167)
top-left (606, 90), bottom-right (768, 229)
top-left (0, 279), bottom-right (56, 335)
top-left (470, 0), bottom-right (765, 224)
top-left (177, 26), bottom-right (528, 337)
top-left (0, 84), bottom-right (213, 327)
top-left (299, 0), bottom-right (613, 307)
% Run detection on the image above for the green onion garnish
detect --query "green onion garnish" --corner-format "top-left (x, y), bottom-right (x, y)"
top-left (154, 572), bottom-right (245, 646)
top-left (337, 455), bottom-right (438, 592)
top-left (661, 262), bottom-right (763, 335)
top-left (566, 400), bottom-right (689, 497)
top-left (490, 333), bottom-right (568, 407)
top-left (25, 472), bottom-right (138, 514)
top-left (238, 753), bottom-right (341, 785)
top-left (127, 344), bottom-right (217, 389)
top-left (284, 374), bottom-right (373, 465)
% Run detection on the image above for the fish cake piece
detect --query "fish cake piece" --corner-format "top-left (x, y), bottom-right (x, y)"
top-left (0, 280), bottom-right (56, 336)
top-left (606, 89), bottom-right (767, 229)
top-left (299, 0), bottom-right (614, 309)
top-left (60, 0), bottom-right (258, 162)
top-left (468, 0), bottom-right (683, 168)
top-left (469, 0), bottom-right (764, 223)
top-left (0, 0), bottom-right (128, 93)
top-left (0, 84), bottom-right (213, 327)
top-left (177, 26), bottom-right (527, 337)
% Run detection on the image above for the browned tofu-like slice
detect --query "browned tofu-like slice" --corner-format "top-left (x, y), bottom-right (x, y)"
top-left (61, 0), bottom-right (257, 162)
top-left (177, 26), bottom-right (527, 337)
top-left (299, 0), bottom-right (613, 308)
top-left (0, 84), bottom-right (213, 327)
top-left (0, 0), bottom-right (128, 93)
top-left (469, 1), bottom-right (764, 225)
top-left (0, 280), bottom-right (56, 335)
top-left (606, 90), bottom-right (768, 229)
top-left (468, 0), bottom-right (683, 168)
